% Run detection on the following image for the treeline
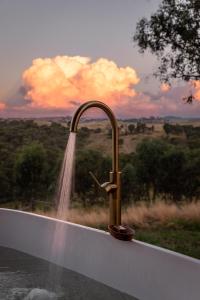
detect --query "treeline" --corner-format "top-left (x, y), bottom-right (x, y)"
top-left (164, 123), bottom-right (200, 137)
top-left (0, 120), bottom-right (92, 206)
top-left (0, 120), bottom-right (68, 206)
top-left (163, 123), bottom-right (200, 150)
top-left (121, 139), bottom-right (200, 202)
top-left (0, 120), bottom-right (199, 209)
top-left (77, 139), bottom-right (200, 204)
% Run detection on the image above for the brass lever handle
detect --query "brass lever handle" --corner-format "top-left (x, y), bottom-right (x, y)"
top-left (89, 171), bottom-right (117, 193)
top-left (89, 171), bottom-right (102, 188)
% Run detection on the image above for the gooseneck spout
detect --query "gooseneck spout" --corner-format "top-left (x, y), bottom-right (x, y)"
top-left (70, 100), bottom-right (119, 173)
top-left (70, 100), bottom-right (134, 241)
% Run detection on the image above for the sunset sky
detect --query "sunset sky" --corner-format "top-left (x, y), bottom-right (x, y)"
top-left (0, 0), bottom-right (200, 118)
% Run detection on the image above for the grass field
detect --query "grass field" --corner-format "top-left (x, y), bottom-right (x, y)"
top-left (77, 120), bottom-right (164, 154)
top-left (34, 117), bottom-right (200, 155)
top-left (34, 201), bottom-right (200, 259)
top-left (2, 198), bottom-right (199, 259)
top-left (76, 118), bottom-right (200, 154)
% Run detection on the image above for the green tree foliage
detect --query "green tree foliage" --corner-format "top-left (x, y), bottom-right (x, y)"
top-left (128, 124), bottom-right (135, 134)
top-left (183, 149), bottom-right (200, 200)
top-left (119, 138), bottom-right (124, 145)
top-left (0, 167), bottom-right (11, 202)
top-left (94, 128), bottom-right (102, 133)
top-left (75, 149), bottom-right (111, 205)
top-left (0, 120), bottom-right (68, 205)
top-left (15, 142), bottom-right (47, 205)
top-left (107, 128), bottom-right (112, 139)
top-left (159, 148), bottom-right (186, 200)
top-left (136, 122), bottom-right (146, 133)
top-left (0, 120), bottom-right (200, 207)
top-left (163, 123), bottom-right (200, 148)
top-left (134, 138), bottom-right (200, 201)
top-left (163, 123), bottom-right (171, 136)
top-left (134, 0), bottom-right (200, 100)
top-left (121, 163), bottom-right (142, 202)
top-left (135, 139), bottom-right (169, 200)
top-left (163, 123), bottom-right (184, 135)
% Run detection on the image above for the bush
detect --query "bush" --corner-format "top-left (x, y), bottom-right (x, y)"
top-left (94, 128), bottom-right (102, 133)
top-left (119, 138), bottom-right (124, 145)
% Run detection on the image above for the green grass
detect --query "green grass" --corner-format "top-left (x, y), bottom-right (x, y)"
top-left (136, 228), bottom-right (200, 259)
top-left (85, 219), bottom-right (200, 260)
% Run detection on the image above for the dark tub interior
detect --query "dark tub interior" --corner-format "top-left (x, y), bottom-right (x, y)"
top-left (0, 246), bottom-right (137, 300)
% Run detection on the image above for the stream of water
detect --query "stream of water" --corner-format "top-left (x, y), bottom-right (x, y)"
top-left (56, 132), bottom-right (76, 220)
top-left (47, 132), bottom-right (77, 291)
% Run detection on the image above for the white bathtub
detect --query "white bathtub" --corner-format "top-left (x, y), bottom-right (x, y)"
top-left (0, 208), bottom-right (199, 300)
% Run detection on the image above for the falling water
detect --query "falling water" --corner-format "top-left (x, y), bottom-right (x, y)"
top-left (46, 132), bottom-right (77, 293)
top-left (56, 132), bottom-right (76, 219)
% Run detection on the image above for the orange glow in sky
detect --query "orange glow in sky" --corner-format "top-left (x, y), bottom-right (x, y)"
top-left (194, 81), bottom-right (200, 101)
top-left (0, 102), bottom-right (5, 110)
top-left (160, 83), bottom-right (170, 92)
top-left (0, 56), bottom-right (199, 118)
top-left (22, 56), bottom-right (140, 110)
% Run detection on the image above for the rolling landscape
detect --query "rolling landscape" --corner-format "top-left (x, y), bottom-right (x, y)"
top-left (1, 116), bottom-right (200, 258)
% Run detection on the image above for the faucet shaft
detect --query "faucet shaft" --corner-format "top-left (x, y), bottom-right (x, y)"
top-left (70, 100), bottom-right (121, 225)
top-left (109, 171), bottom-right (121, 225)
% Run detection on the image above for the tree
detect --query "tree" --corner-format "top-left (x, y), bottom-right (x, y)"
top-left (94, 128), bottom-right (102, 134)
top-left (75, 150), bottom-right (111, 206)
top-left (128, 124), bottom-right (135, 134)
top-left (136, 122), bottom-right (146, 133)
top-left (0, 145), bottom-right (15, 202)
top-left (121, 163), bottom-right (142, 202)
top-left (119, 138), bottom-right (124, 145)
top-left (183, 149), bottom-right (200, 200)
top-left (15, 142), bottom-right (47, 207)
top-left (134, 0), bottom-right (200, 101)
top-left (0, 168), bottom-right (11, 202)
top-left (163, 123), bottom-right (171, 136)
top-left (163, 123), bottom-right (184, 136)
top-left (135, 139), bottom-right (169, 201)
top-left (159, 148), bottom-right (186, 201)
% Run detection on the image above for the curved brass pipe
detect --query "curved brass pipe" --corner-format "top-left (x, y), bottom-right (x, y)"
top-left (70, 100), bottom-right (121, 225)
top-left (70, 100), bottom-right (119, 172)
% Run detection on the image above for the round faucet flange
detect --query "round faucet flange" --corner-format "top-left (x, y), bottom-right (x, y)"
top-left (108, 224), bottom-right (135, 241)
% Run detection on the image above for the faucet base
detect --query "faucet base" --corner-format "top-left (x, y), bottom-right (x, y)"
top-left (108, 225), bottom-right (135, 241)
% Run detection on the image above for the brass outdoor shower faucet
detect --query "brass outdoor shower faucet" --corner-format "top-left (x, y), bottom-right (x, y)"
top-left (70, 100), bottom-right (134, 241)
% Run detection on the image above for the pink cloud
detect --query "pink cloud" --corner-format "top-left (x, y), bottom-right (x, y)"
top-left (1, 56), bottom-right (200, 118)
top-left (22, 56), bottom-right (140, 110)
top-left (160, 83), bottom-right (170, 92)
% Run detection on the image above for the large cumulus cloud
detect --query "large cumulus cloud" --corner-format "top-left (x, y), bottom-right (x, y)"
top-left (22, 56), bottom-right (140, 111)
top-left (1, 55), bottom-right (200, 117)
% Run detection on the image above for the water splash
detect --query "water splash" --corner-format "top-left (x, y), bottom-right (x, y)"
top-left (23, 288), bottom-right (57, 300)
